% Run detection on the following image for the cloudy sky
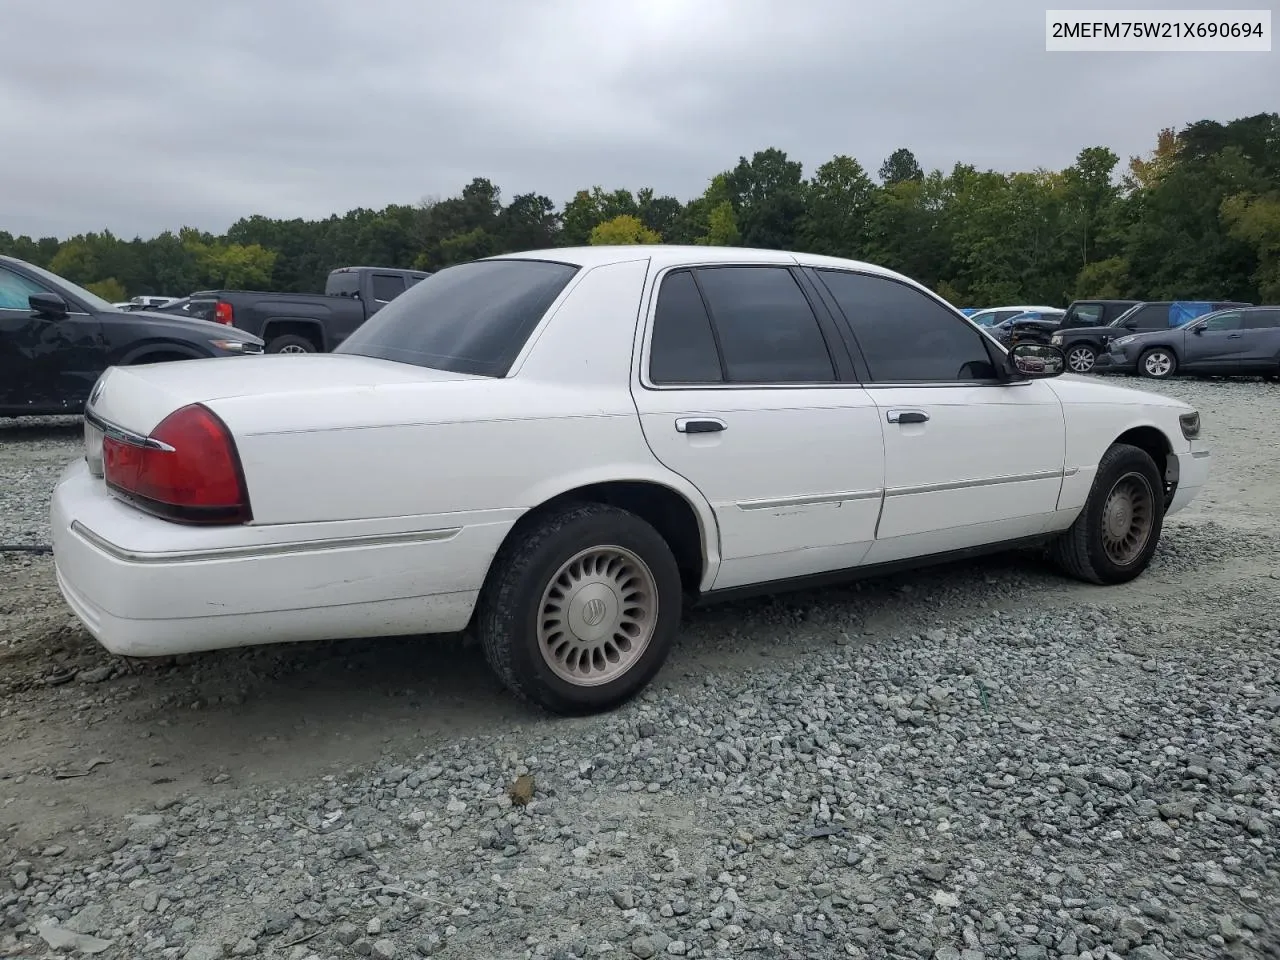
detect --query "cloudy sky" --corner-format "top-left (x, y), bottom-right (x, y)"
top-left (2, 0), bottom-right (1275, 240)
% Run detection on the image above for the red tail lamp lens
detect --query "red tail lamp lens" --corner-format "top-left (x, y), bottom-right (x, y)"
top-left (102, 404), bottom-right (251, 524)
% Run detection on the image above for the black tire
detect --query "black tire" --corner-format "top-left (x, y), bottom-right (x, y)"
top-left (265, 334), bottom-right (317, 354)
top-left (475, 502), bottom-right (683, 716)
top-left (1138, 347), bottom-right (1177, 379)
top-left (1048, 442), bottom-right (1165, 585)
top-left (1064, 343), bottom-right (1097, 374)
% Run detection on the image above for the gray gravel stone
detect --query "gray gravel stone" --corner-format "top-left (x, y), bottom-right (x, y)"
top-left (2, 379), bottom-right (1279, 960)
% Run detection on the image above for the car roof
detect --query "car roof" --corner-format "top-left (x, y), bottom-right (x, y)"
top-left (485, 245), bottom-right (916, 283)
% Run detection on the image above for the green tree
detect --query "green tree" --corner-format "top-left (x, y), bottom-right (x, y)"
top-left (85, 277), bottom-right (127, 301)
top-left (588, 215), bottom-right (662, 245)
top-left (878, 148), bottom-right (923, 187)
top-left (797, 155), bottom-right (877, 258)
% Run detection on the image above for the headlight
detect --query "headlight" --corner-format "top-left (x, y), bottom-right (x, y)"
top-left (1179, 411), bottom-right (1200, 440)
top-left (1110, 336), bottom-right (1135, 347)
top-left (209, 339), bottom-right (263, 354)
top-left (1050, 334), bottom-right (1063, 344)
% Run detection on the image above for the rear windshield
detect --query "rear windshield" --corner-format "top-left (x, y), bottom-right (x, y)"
top-left (326, 271), bottom-right (362, 297)
top-left (333, 259), bottom-right (579, 377)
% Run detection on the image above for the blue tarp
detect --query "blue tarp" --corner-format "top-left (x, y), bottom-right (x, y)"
top-left (1169, 301), bottom-right (1217, 327)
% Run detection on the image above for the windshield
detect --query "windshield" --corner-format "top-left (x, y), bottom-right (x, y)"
top-left (334, 258), bottom-right (580, 377)
top-left (15, 259), bottom-right (118, 312)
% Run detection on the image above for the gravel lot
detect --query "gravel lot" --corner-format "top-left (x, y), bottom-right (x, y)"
top-left (1, 376), bottom-right (1278, 960)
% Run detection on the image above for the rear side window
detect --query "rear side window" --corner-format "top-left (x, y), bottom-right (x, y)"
top-left (1244, 309), bottom-right (1280, 329)
top-left (371, 274), bottom-right (407, 303)
top-left (694, 266), bottom-right (836, 383)
top-left (649, 271), bottom-right (724, 384)
top-left (817, 269), bottom-right (997, 382)
top-left (326, 272), bottom-right (361, 297)
top-left (334, 259), bottom-right (578, 377)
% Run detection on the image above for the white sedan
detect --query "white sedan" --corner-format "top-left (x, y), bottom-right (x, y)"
top-left (51, 246), bottom-right (1210, 714)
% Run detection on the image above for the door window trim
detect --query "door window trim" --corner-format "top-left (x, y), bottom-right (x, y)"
top-left (0, 265), bottom-right (94, 317)
top-left (637, 262), bottom-right (858, 391)
top-left (807, 266), bottom-right (1013, 389)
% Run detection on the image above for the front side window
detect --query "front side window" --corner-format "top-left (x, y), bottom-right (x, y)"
top-left (1070, 304), bottom-right (1103, 325)
top-left (1199, 311), bottom-right (1243, 332)
top-left (693, 266), bottom-right (836, 383)
top-left (0, 266), bottom-right (50, 310)
top-left (817, 269), bottom-right (998, 382)
top-left (334, 258), bottom-right (579, 377)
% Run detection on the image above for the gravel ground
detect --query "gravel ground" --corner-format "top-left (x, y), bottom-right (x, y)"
top-left (1, 376), bottom-right (1278, 960)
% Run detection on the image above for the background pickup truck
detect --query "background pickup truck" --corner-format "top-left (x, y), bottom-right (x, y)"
top-left (187, 265), bottom-right (431, 354)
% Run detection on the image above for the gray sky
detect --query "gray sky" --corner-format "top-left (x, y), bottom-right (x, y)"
top-left (2, 0), bottom-right (1276, 240)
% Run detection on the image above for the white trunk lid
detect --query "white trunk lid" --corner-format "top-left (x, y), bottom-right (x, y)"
top-left (82, 355), bottom-right (482, 474)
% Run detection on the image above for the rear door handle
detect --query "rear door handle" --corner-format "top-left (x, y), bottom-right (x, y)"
top-left (887, 409), bottom-right (929, 424)
top-left (675, 417), bottom-right (726, 434)
top-left (1226, 333), bottom-right (1242, 339)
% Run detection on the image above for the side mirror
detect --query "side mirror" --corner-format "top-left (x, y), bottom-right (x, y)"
top-left (29, 292), bottom-right (70, 318)
top-left (1123, 320), bottom-right (1138, 329)
top-left (1192, 325), bottom-right (1205, 335)
top-left (1008, 342), bottom-right (1066, 379)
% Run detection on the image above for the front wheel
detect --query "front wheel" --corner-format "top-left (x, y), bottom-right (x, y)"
top-left (475, 502), bottom-right (682, 715)
top-left (1139, 347), bottom-right (1177, 379)
top-left (1064, 344), bottom-right (1097, 374)
top-left (1048, 442), bottom-right (1165, 585)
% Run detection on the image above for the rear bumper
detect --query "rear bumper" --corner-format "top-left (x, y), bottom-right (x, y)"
top-left (50, 459), bottom-right (514, 657)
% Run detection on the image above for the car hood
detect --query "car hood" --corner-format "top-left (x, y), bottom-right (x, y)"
top-left (126, 309), bottom-right (263, 343)
top-left (1048, 373), bottom-right (1193, 411)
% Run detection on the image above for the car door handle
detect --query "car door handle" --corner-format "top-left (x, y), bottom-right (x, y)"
top-left (675, 417), bottom-right (726, 434)
top-left (1226, 333), bottom-right (1242, 338)
top-left (886, 409), bottom-right (929, 424)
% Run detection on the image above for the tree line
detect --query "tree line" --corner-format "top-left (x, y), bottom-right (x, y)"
top-left (2, 113), bottom-right (1277, 307)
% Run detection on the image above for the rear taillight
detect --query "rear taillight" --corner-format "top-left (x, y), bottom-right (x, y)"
top-left (214, 301), bottom-right (234, 325)
top-left (102, 404), bottom-right (251, 525)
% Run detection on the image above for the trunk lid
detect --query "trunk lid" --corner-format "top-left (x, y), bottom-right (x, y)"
top-left (84, 354), bottom-right (482, 441)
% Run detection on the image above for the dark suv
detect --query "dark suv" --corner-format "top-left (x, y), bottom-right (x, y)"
top-left (1049, 300), bottom-right (1248, 374)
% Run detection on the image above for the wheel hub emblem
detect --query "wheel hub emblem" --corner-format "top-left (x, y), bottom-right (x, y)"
top-left (581, 597), bottom-right (608, 627)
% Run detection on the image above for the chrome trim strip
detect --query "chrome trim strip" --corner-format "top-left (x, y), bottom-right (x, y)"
top-left (83, 408), bottom-right (173, 451)
top-left (737, 489), bottom-right (883, 511)
top-left (886, 470), bottom-right (1063, 498)
top-left (1191, 450), bottom-right (1210, 460)
top-left (69, 521), bottom-right (462, 564)
top-left (639, 379), bottom-right (1031, 392)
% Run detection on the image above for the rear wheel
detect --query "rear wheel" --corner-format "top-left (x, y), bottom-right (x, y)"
top-left (1064, 344), bottom-right (1097, 373)
top-left (1139, 347), bottom-right (1177, 379)
top-left (265, 334), bottom-right (316, 354)
top-left (1048, 442), bottom-right (1165, 585)
top-left (475, 502), bottom-right (682, 715)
